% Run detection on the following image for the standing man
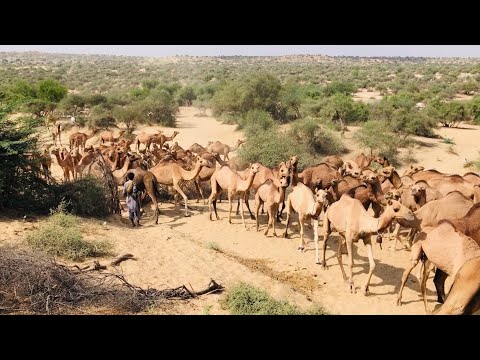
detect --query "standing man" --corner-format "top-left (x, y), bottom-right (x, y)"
top-left (123, 172), bottom-right (141, 227)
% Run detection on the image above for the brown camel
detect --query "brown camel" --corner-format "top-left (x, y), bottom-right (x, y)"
top-left (323, 195), bottom-right (414, 295)
top-left (208, 163), bottom-right (260, 229)
top-left (206, 139), bottom-right (244, 161)
top-left (113, 153), bottom-right (138, 185)
top-left (322, 155), bottom-right (344, 170)
top-left (283, 183), bottom-right (329, 259)
top-left (40, 145), bottom-right (54, 183)
top-left (341, 160), bottom-right (362, 177)
top-left (396, 221), bottom-right (480, 313)
top-left (51, 123), bottom-right (62, 147)
top-left (255, 176), bottom-right (289, 237)
top-left (298, 163), bottom-right (342, 191)
top-left (101, 130), bottom-right (125, 144)
top-left (433, 256), bottom-right (480, 315)
top-left (377, 166), bottom-right (403, 189)
top-left (151, 131), bottom-right (180, 150)
top-left (51, 148), bottom-right (75, 182)
top-left (188, 143), bottom-right (207, 154)
top-left (390, 191), bottom-right (474, 251)
top-left (135, 130), bottom-right (162, 151)
top-left (126, 168), bottom-right (163, 224)
top-left (69, 128), bottom-right (99, 153)
top-left (150, 156), bottom-right (210, 217)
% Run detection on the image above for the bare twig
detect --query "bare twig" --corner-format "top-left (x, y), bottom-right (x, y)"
top-left (111, 254), bottom-right (137, 266)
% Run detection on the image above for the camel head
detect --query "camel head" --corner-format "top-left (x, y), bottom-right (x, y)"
top-left (385, 199), bottom-right (415, 221)
top-left (195, 156), bottom-right (211, 168)
top-left (360, 172), bottom-right (377, 184)
top-left (405, 164), bottom-right (425, 176)
top-left (378, 165), bottom-right (395, 179)
top-left (173, 131), bottom-right (179, 136)
top-left (385, 188), bottom-right (401, 201)
top-left (249, 163), bottom-right (261, 174)
top-left (237, 139), bottom-right (245, 146)
top-left (411, 182), bottom-right (427, 196)
top-left (207, 141), bottom-right (214, 146)
top-left (342, 160), bottom-right (361, 178)
top-left (314, 188), bottom-right (330, 208)
top-left (278, 161), bottom-right (291, 178)
top-left (374, 156), bottom-right (389, 165)
top-left (279, 176), bottom-right (289, 188)
top-left (289, 155), bottom-right (299, 167)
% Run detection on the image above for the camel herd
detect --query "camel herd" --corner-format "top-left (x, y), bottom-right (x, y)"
top-left (36, 122), bottom-right (480, 315)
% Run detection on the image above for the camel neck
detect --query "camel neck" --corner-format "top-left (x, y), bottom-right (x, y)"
top-left (238, 171), bottom-right (256, 192)
top-left (182, 161), bottom-right (203, 181)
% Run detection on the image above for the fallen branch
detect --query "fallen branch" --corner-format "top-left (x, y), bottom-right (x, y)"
top-left (111, 254), bottom-right (137, 266)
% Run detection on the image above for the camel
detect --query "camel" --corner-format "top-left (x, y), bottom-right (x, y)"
top-left (69, 128), bottom-right (99, 153)
top-left (283, 183), bottom-right (329, 260)
top-left (75, 149), bottom-right (100, 179)
top-left (463, 172), bottom-right (480, 186)
top-left (354, 153), bottom-right (386, 169)
top-left (427, 175), bottom-right (477, 200)
top-left (340, 160), bottom-right (362, 177)
top-left (433, 256), bottom-right (480, 315)
top-left (411, 169), bottom-right (448, 182)
top-left (135, 130), bottom-right (162, 151)
top-left (113, 153), bottom-right (138, 186)
top-left (51, 123), bottom-right (62, 147)
top-left (322, 195), bottom-right (414, 295)
top-left (298, 163), bottom-right (342, 191)
top-left (396, 221), bottom-right (480, 313)
top-left (255, 176), bottom-right (289, 237)
top-left (402, 165), bottom-right (425, 177)
top-left (390, 191), bottom-right (474, 251)
top-left (206, 139), bottom-right (244, 161)
top-left (377, 166), bottom-right (403, 189)
top-left (101, 130), bottom-right (125, 144)
top-left (411, 180), bottom-right (443, 203)
top-left (171, 142), bottom-right (183, 151)
top-left (188, 143), bottom-right (207, 154)
top-left (430, 203), bottom-right (480, 303)
top-left (51, 148), bottom-right (75, 182)
top-left (150, 155), bottom-right (210, 217)
top-left (40, 145), bottom-right (53, 183)
top-left (149, 131), bottom-right (180, 150)
top-left (322, 155), bottom-right (344, 170)
top-left (126, 168), bottom-right (163, 224)
top-left (208, 163), bottom-right (260, 229)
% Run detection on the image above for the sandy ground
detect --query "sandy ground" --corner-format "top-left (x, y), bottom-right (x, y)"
top-left (5, 106), bottom-right (480, 315)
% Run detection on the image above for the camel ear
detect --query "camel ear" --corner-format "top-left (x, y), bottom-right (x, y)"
top-left (279, 161), bottom-right (285, 167)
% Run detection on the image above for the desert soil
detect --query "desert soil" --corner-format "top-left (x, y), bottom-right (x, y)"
top-left (3, 106), bottom-right (480, 314)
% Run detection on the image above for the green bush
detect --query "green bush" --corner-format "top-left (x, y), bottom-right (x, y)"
top-left (237, 110), bottom-right (276, 136)
top-left (26, 203), bottom-right (112, 261)
top-left (221, 283), bottom-right (328, 315)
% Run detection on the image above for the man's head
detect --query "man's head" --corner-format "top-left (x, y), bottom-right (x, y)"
top-left (127, 172), bottom-right (135, 181)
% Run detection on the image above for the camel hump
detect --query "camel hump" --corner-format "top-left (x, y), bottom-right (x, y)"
top-left (447, 175), bottom-right (466, 183)
top-left (444, 190), bottom-right (472, 200)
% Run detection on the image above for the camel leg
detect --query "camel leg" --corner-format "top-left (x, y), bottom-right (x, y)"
top-left (420, 259), bottom-right (434, 314)
top-left (264, 205), bottom-right (273, 236)
top-left (172, 183), bottom-right (190, 217)
top-left (283, 198), bottom-right (292, 239)
top-left (362, 238), bottom-right (376, 295)
top-left (255, 198), bottom-right (262, 232)
top-left (239, 195), bottom-right (247, 230)
top-left (336, 234), bottom-right (348, 282)
top-left (241, 190), bottom-right (255, 220)
top-left (298, 214), bottom-right (306, 252)
top-left (276, 201), bottom-right (285, 222)
top-left (271, 204), bottom-right (279, 237)
top-left (345, 236), bottom-right (356, 293)
top-left (397, 241), bottom-right (423, 306)
top-left (261, 202), bottom-right (264, 215)
top-left (194, 180), bottom-right (204, 204)
top-left (433, 269), bottom-right (449, 304)
top-left (228, 192), bottom-right (234, 224)
top-left (322, 219), bottom-right (331, 268)
top-left (390, 223), bottom-right (410, 251)
top-left (312, 218), bottom-right (320, 264)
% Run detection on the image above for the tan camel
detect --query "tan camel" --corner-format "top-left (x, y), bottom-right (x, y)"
top-left (69, 128), bottom-right (99, 153)
top-left (40, 145), bottom-right (53, 183)
top-left (402, 165), bottom-right (425, 177)
top-left (150, 155), bottom-right (210, 217)
top-left (390, 191), bottom-right (474, 251)
top-left (427, 175), bottom-right (477, 200)
top-left (283, 183), bottom-right (329, 259)
top-left (51, 123), bottom-right (62, 147)
top-left (411, 169), bottom-right (447, 182)
top-left (75, 149), bottom-right (99, 179)
top-left (463, 172), bottom-right (480, 186)
top-left (206, 139), bottom-right (244, 161)
top-left (113, 153), bottom-right (139, 186)
top-left (126, 168), bottom-right (163, 224)
top-left (171, 141), bottom-right (183, 151)
top-left (298, 163), bottom-right (342, 192)
top-left (433, 256), bottom-right (480, 315)
top-left (51, 148), bottom-right (75, 182)
top-left (255, 176), bottom-right (289, 236)
top-left (135, 130), bottom-right (162, 151)
top-left (341, 160), bottom-right (362, 177)
top-left (396, 221), bottom-right (480, 313)
top-left (411, 180), bottom-right (443, 203)
top-left (151, 131), bottom-right (180, 150)
top-left (430, 203), bottom-right (480, 303)
top-left (208, 163), bottom-right (260, 229)
top-left (101, 130), bottom-right (125, 144)
top-left (323, 195), bottom-right (414, 295)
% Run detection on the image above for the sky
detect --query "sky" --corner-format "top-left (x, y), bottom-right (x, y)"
top-left (0, 45), bottom-right (480, 58)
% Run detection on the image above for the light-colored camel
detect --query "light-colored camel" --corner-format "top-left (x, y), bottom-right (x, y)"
top-left (150, 155), bottom-right (210, 217)
top-left (298, 163), bottom-right (342, 191)
top-left (51, 123), bottom-right (62, 147)
top-left (463, 172), bottom-right (480, 186)
top-left (430, 203), bottom-right (480, 303)
top-left (427, 175), bottom-right (477, 200)
top-left (135, 130), bottom-right (162, 151)
top-left (74, 149), bottom-right (98, 179)
top-left (402, 165), bottom-right (425, 177)
top-left (40, 145), bottom-right (53, 183)
top-left (377, 166), bottom-right (403, 189)
top-left (171, 142), bottom-right (183, 151)
top-left (113, 153), bottom-right (137, 185)
top-left (206, 139), bottom-right (244, 161)
top-left (396, 221), bottom-right (480, 313)
top-left (151, 131), bottom-right (180, 150)
top-left (126, 168), bottom-right (163, 224)
top-left (283, 183), bottom-right (329, 260)
top-left (391, 191), bottom-right (474, 251)
top-left (341, 160), bottom-right (362, 177)
top-left (433, 256), bottom-right (480, 315)
top-left (255, 176), bottom-right (289, 237)
top-left (411, 180), bottom-right (443, 203)
top-left (411, 169), bottom-right (448, 182)
top-left (51, 148), bottom-right (75, 182)
top-left (69, 128), bottom-right (99, 153)
top-left (323, 195), bottom-right (414, 295)
top-left (208, 163), bottom-right (260, 229)
top-left (101, 130), bottom-right (125, 144)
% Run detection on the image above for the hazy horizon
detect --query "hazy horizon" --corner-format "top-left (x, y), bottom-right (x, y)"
top-left (1, 45), bottom-right (480, 58)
